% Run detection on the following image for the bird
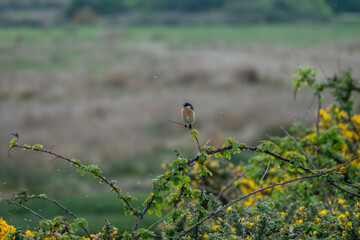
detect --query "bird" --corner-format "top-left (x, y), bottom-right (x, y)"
top-left (181, 102), bottom-right (195, 129)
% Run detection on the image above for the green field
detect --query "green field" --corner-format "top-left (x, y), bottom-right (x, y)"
top-left (0, 193), bottom-right (158, 235)
top-left (0, 22), bottom-right (359, 47)
top-left (1, 23), bottom-right (359, 73)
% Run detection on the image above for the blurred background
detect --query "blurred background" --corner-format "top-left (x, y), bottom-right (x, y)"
top-left (1, 0), bottom-right (360, 234)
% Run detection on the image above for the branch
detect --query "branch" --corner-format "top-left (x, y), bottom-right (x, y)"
top-left (325, 178), bottom-right (360, 190)
top-left (131, 194), bottom-right (155, 237)
top-left (10, 144), bottom-right (137, 216)
top-left (327, 180), bottom-right (360, 198)
top-left (30, 195), bottom-right (91, 238)
top-left (173, 156), bottom-right (357, 239)
top-left (187, 144), bottom-right (312, 173)
top-left (0, 198), bottom-right (45, 220)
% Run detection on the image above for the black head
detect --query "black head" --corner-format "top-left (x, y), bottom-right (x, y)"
top-left (183, 102), bottom-right (194, 110)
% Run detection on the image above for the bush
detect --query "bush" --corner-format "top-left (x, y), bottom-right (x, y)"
top-left (2, 67), bottom-right (360, 239)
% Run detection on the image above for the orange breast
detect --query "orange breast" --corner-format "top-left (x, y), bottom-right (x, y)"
top-left (182, 108), bottom-right (195, 124)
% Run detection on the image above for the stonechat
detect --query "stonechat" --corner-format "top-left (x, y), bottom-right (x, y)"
top-left (182, 102), bottom-right (195, 129)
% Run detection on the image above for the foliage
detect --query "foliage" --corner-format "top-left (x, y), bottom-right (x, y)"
top-left (64, 0), bottom-right (334, 23)
top-left (2, 68), bottom-right (360, 239)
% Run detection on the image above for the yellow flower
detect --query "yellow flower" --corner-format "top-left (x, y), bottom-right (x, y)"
top-left (227, 206), bottom-right (232, 210)
top-left (313, 231), bottom-right (317, 235)
top-left (319, 210), bottom-right (327, 216)
top-left (281, 212), bottom-right (285, 216)
top-left (296, 219), bottom-right (303, 224)
top-left (306, 132), bottom-right (316, 141)
top-left (203, 233), bottom-right (209, 238)
top-left (25, 230), bottom-right (34, 236)
top-left (338, 199), bottom-right (345, 204)
top-left (352, 114), bottom-right (360, 124)
top-left (231, 227), bottom-right (236, 232)
top-left (161, 163), bottom-right (167, 169)
top-left (209, 160), bottom-right (219, 168)
top-left (338, 214), bottom-right (345, 220)
top-left (0, 218), bottom-right (16, 238)
top-left (348, 222), bottom-right (352, 228)
top-left (346, 211), bottom-right (349, 216)
top-left (355, 213), bottom-right (359, 218)
top-left (299, 206), bottom-right (305, 211)
top-left (319, 109), bottom-right (331, 122)
top-left (211, 225), bottom-right (220, 231)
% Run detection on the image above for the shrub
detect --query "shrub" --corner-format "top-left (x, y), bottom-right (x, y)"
top-left (2, 67), bottom-right (360, 239)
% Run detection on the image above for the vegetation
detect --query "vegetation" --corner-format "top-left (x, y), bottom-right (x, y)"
top-left (62, 0), bottom-right (360, 24)
top-left (1, 67), bottom-right (360, 239)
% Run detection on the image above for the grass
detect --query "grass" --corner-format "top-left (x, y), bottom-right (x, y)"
top-left (0, 22), bottom-right (359, 47)
top-left (0, 192), bottom-right (158, 235)
top-left (119, 23), bottom-right (360, 47)
top-left (0, 23), bottom-right (359, 73)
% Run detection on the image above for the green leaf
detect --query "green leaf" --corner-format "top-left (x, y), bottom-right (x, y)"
top-left (32, 144), bottom-right (43, 150)
top-left (9, 138), bottom-right (18, 148)
top-left (155, 209), bottom-right (162, 217)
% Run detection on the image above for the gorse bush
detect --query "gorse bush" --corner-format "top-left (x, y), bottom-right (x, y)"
top-left (1, 67), bottom-right (360, 239)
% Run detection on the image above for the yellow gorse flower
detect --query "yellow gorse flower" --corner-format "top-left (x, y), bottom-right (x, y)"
top-left (211, 225), bottom-right (220, 231)
top-left (319, 210), bottom-right (327, 216)
top-left (0, 218), bottom-right (16, 240)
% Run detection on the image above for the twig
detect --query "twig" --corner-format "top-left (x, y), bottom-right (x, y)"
top-left (173, 156), bottom-right (357, 239)
top-left (187, 144), bottom-right (312, 174)
top-left (31, 195), bottom-right (91, 238)
top-left (169, 120), bottom-right (184, 126)
top-left (194, 134), bottom-right (201, 153)
top-left (217, 172), bottom-right (245, 200)
top-left (327, 180), bottom-right (360, 198)
top-left (325, 178), bottom-right (360, 190)
top-left (131, 195), bottom-right (155, 237)
top-left (281, 126), bottom-right (316, 170)
top-left (242, 159), bottom-right (271, 239)
top-left (148, 210), bottom-right (181, 233)
top-left (11, 144), bottom-right (137, 216)
top-left (0, 198), bottom-right (45, 220)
